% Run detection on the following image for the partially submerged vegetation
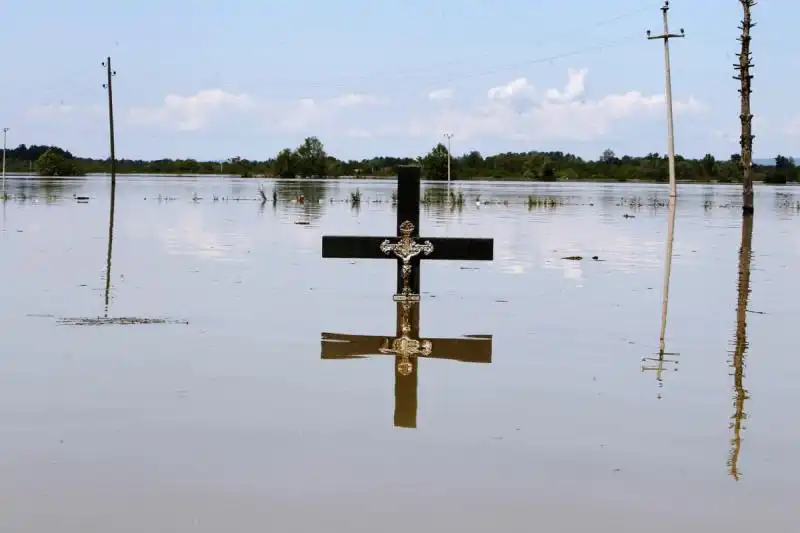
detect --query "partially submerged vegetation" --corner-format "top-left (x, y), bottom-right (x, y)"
top-left (527, 195), bottom-right (565, 209)
top-left (5, 178), bottom-right (798, 215)
top-left (56, 316), bottom-right (189, 326)
top-left (421, 188), bottom-right (465, 207)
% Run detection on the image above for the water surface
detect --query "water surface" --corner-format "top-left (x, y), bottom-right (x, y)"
top-left (0, 175), bottom-right (798, 532)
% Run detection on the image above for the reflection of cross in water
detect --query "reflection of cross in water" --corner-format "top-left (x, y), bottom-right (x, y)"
top-left (641, 350), bottom-right (679, 399)
top-left (378, 300), bottom-right (433, 375)
top-left (322, 165), bottom-right (493, 301)
top-left (321, 299), bottom-right (491, 428)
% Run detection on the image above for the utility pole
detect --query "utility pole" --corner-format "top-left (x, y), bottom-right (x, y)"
top-left (2, 127), bottom-right (8, 200)
top-left (735, 0), bottom-right (756, 215)
top-left (648, 1), bottom-right (684, 199)
top-left (102, 58), bottom-right (117, 316)
top-left (102, 57), bottom-right (117, 189)
top-left (443, 132), bottom-right (454, 186)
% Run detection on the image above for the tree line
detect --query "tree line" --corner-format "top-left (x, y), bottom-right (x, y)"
top-left (2, 138), bottom-right (797, 184)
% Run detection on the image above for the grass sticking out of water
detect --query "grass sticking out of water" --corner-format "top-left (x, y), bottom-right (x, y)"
top-left (422, 188), bottom-right (465, 207)
top-left (449, 190), bottom-right (465, 206)
top-left (57, 316), bottom-right (190, 326)
top-left (527, 195), bottom-right (565, 209)
top-left (619, 196), bottom-right (669, 209)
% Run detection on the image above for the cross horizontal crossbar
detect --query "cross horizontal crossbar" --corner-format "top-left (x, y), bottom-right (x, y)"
top-left (322, 236), bottom-right (493, 261)
top-left (321, 332), bottom-right (492, 363)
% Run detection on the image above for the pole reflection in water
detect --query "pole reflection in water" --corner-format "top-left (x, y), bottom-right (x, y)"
top-left (104, 175), bottom-right (117, 317)
top-left (728, 214), bottom-right (754, 481)
top-left (56, 180), bottom-right (188, 326)
top-left (642, 196), bottom-right (679, 398)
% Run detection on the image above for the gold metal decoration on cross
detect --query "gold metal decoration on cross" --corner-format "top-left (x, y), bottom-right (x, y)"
top-left (379, 220), bottom-right (434, 302)
top-left (379, 301), bottom-right (432, 376)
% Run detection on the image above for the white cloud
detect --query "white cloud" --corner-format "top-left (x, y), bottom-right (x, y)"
top-left (26, 104), bottom-right (74, 119)
top-left (127, 89), bottom-right (256, 131)
top-left (269, 93), bottom-right (383, 132)
top-left (786, 117), bottom-right (800, 137)
top-left (402, 68), bottom-right (704, 142)
top-left (428, 88), bottom-right (455, 102)
top-left (25, 69), bottom-right (704, 146)
top-left (123, 89), bottom-right (383, 133)
top-left (329, 93), bottom-right (382, 108)
top-left (544, 68), bottom-right (588, 103)
top-left (25, 103), bottom-right (106, 125)
top-left (344, 128), bottom-right (373, 138)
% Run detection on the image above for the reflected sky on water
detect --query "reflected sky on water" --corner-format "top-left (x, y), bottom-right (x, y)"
top-left (0, 175), bottom-right (798, 531)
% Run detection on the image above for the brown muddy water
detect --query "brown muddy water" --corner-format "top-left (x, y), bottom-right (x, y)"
top-left (0, 175), bottom-right (798, 532)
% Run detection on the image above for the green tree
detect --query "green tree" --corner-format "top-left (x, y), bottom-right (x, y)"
top-left (274, 148), bottom-right (297, 178)
top-left (522, 154), bottom-right (555, 181)
top-left (422, 143), bottom-right (449, 180)
top-left (294, 137), bottom-right (328, 177)
top-left (227, 156), bottom-right (254, 177)
top-left (36, 149), bottom-right (84, 176)
top-left (775, 154), bottom-right (795, 170)
top-left (600, 148), bottom-right (618, 164)
top-left (766, 154), bottom-right (796, 184)
top-left (701, 154), bottom-right (718, 178)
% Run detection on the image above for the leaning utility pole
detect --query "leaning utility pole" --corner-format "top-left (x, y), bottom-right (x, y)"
top-left (735, 0), bottom-right (756, 215)
top-left (102, 57), bottom-right (117, 188)
top-left (648, 1), bottom-right (685, 199)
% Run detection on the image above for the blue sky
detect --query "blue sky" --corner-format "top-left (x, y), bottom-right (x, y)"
top-left (1, 1), bottom-right (797, 161)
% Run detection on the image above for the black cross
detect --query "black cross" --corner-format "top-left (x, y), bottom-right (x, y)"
top-left (322, 165), bottom-right (493, 299)
top-left (321, 300), bottom-right (491, 428)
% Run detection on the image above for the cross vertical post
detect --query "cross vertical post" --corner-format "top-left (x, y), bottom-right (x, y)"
top-left (393, 165), bottom-right (423, 297)
top-left (321, 165), bottom-right (493, 300)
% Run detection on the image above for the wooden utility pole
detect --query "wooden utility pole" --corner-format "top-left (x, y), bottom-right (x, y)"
top-left (735, 0), bottom-right (756, 215)
top-left (102, 57), bottom-right (117, 187)
top-left (102, 57), bottom-right (117, 317)
top-left (647, 1), bottom-right (685, 199)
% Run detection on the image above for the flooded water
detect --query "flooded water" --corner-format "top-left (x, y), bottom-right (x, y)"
top-left (0, 175), bottom-right (798, 532)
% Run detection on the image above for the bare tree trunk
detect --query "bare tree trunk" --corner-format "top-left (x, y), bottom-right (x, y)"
top-left (736, 0), bottom-right (756, 215)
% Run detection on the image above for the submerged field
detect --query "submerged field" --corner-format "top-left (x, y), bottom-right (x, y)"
top-left (0, 175), bottom-right (797, 532)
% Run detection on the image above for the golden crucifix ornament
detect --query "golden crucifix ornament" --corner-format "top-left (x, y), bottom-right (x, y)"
top-left (379, 220), bottom-right (434, 302)
top-left (379, 301), bottom-right (433, 376)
